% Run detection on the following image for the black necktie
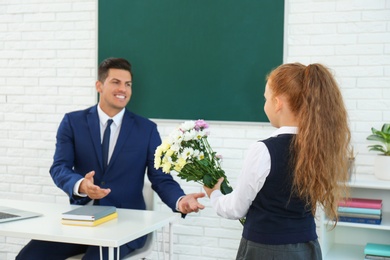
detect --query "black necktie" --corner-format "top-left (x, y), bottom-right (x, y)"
top-left (102, 119), bottom-right (113, 172)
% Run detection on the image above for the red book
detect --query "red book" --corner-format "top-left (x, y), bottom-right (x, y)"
top-left (338, 198), bottom-right (382, 209)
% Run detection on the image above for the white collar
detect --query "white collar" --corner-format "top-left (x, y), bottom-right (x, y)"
top-left (97, 104), bottom-right (125, 127)
top-left (269, 126), bottom-right (298, 137)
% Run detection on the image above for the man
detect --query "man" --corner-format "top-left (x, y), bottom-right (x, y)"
top-left (16, 57), bottom-right (205, 259)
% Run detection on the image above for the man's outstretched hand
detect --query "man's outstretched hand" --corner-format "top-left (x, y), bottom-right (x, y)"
top-left (178, 193), bottom-right (206, 214)
top-left (79, 171), bottom-right (111, 200)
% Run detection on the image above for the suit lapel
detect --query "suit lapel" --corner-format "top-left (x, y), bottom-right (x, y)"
top-left (107, 110), bottom-right (134, 171)
top-left (87, 105), bottom-right (104, 171)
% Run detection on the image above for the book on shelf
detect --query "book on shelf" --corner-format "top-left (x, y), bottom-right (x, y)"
top-left (364, 243), bottom-right (390, 257)
top-left (339, 198), bottom-right (382, 209)
top-left (338, 212), bottom-right (382, 219)
top-left (338, 216), bottom-right (381, 225)
top-left (337, 206), bottom-right (381, 215)
top-left (62, 205), bottom-right (116, 221)
top-left (61, 212), bottom-right (118, 227)
top-left (365, 255), bottom-right (390, 260)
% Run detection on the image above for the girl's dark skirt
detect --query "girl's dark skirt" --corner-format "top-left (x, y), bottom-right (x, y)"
top-left (236, 238), bottom-right (322, 260)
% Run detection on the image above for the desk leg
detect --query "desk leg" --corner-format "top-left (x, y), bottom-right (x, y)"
top-left (99, 246), bottom-right (114, 260)
top-left (169, 222), bottom-right (173, 260)
top-left (108, 247), bottom-right (114, 260)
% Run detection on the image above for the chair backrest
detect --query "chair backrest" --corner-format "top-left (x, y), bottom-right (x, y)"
top-left (123, 177), bottom-right (156, 260)
top-left (142, 177), bottom-right (154, 211)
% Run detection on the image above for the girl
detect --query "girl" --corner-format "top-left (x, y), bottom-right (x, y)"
top-left (204, 63), bottom-right (351, 260)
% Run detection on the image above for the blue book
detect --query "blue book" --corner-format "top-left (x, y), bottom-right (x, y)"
top-left (338, 206), bottom-right (381, 215)
top-left (339, 216), bottom-right (381, 225)
top-left (338, 212), bottom-right (382, 219)
top-left (365, 243), bottom-right (390, 257)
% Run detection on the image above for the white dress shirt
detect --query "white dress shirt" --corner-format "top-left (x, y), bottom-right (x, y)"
top-left (210, 126), bottom-right (298, 219)
top-left (97, 105), bottom-right (125, 164)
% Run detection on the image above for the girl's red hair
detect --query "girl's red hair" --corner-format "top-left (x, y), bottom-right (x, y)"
top-left (268, 63), bottom-right (351, 224)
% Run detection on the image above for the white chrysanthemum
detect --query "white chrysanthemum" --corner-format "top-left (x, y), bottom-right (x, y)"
top-left (195, 129), bottom-right (207, 139)
top-left (165, 149), bottom-right (174, 158)
top-left (155, 146), bottom-right (163, 158)
top-left (180, 121), bottom-right (195, 132)
top-left (160, 140), bottom-right (171, 151)
top-left (197, 151), bottom-right (205, 160)
top-left (193, 149), bottom-right (200, 157)
top-left (183, 129), bottom-right (197, 141)
top-left (162, 162), bottom-right (172, 174)
top-left (169, 130), bottom-right (183, 145)
top-left (170, 143), bottom-right (181, 152)
top-left (173, 157), bottom-right (187, 172)
top-left (181, 147), bottom-right (194, 159)
top-left (154, 156), bottom-right (161, 169)
top-left (162, 154), bottom-right (172, 164)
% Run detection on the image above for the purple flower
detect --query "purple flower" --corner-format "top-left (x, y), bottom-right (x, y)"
top-left (194, 119), bottom-right (209, 130)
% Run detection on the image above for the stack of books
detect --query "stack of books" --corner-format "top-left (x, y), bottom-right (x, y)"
top-left (61, 205), bottom-right (117, 227)
top-left (364, 243), bottom-right (390, 260)
top-left (337, 197), bottom-right (382, 225)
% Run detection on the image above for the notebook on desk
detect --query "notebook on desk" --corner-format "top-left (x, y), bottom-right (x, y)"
top-left (0, 206), bottom-right (42, 223)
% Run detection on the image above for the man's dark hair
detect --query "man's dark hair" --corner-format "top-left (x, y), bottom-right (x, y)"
top-left (98, 57), bottom-right (132, 82)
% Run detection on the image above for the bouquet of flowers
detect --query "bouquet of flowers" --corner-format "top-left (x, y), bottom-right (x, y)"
top-left (154, 119), bottom-right (233, 195)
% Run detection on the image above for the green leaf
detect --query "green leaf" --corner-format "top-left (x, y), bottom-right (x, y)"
top-left (221, 180), bottom-right (233, 195)
top-left (239, 218), bottom-right (246, 225)
top-left (367, 135), bottom-right (385, 143)
top-left (203, 174), bottom-right (214, 188)
top-left (381, 123), bottom-right (390, 135)
top-left (198, 159), bottom-right (210, 167)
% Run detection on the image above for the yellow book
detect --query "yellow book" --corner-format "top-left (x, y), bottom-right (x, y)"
top-left (61, 212), bottom-right (118, 227)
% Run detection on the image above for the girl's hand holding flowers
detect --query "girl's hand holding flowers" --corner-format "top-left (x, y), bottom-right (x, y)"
top-left (203, 177), bottom-right (224, 198)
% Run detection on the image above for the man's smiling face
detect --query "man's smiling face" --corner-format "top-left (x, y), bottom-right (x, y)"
top-left (96, 68), bottom-right (132, 117)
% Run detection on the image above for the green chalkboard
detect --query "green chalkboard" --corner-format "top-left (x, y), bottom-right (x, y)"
top-left (98, 0), bottom-right (284, 122)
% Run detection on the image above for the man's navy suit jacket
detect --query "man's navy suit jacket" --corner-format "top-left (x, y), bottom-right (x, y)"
top-left (50, 105), bottom-right (185, 249)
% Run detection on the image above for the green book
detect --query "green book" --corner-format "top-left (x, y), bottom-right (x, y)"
top-left (365, 243), bottom-right (390, 257)
top-left (338, 206), bottom-right (381, 215)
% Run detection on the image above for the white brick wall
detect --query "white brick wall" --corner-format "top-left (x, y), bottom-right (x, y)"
top-left (0, 1), bottom-right (98, 259)
top-left (0, 0), bottom-right (389, 259)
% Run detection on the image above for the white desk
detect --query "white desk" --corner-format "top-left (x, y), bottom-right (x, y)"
top-left (0, 199), bottom-right (180, 260)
